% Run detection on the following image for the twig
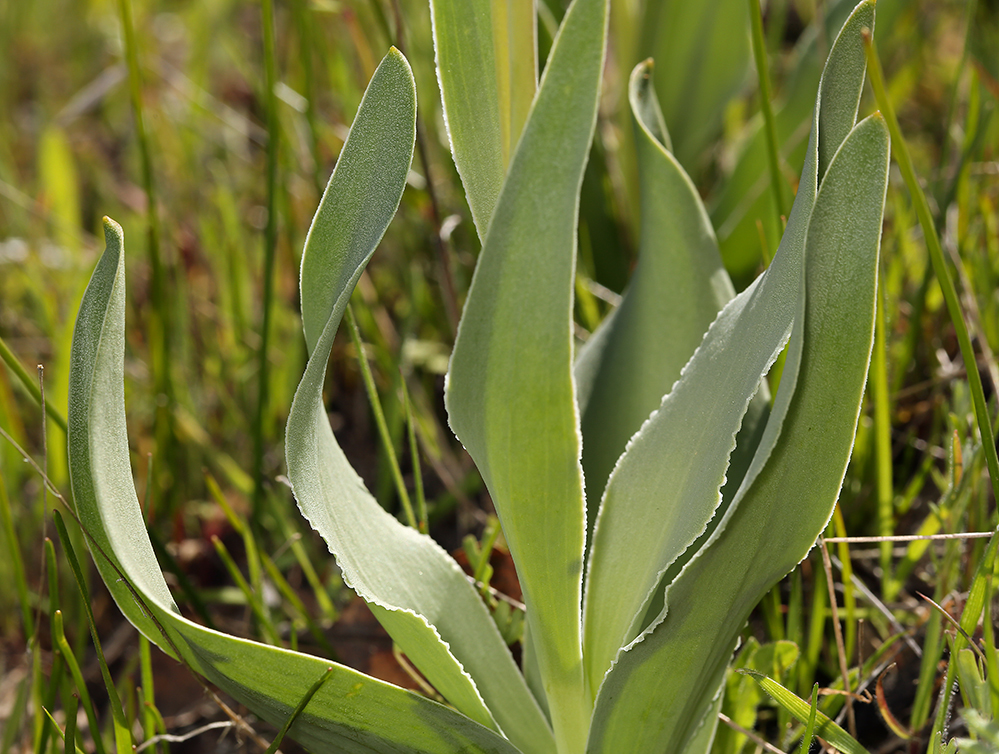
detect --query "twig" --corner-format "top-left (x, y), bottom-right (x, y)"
top-left (819, 538), bottom-right (856, 738)
top-left (822, 532), bottom-right (994, 543)
top-left (827, 553), bottom-right (923, 658)
top-left (134, 721), bottom-right (234, 752)
top-left (718, 712), bottom-right (787, 754)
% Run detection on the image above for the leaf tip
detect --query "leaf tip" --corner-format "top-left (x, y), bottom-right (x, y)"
top-left (102, 215), bottom-right (123, 238)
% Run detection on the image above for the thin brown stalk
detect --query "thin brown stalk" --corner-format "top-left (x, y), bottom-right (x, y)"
top-left (718, 712), bottom-right (787, 754)
top-left (819, 537), bottom-right (856, 738)
top-left (822, 532), bottom-right (994, 543)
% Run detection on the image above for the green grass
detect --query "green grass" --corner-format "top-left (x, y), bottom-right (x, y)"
top-left (1, 0), bottom-right (997, 751)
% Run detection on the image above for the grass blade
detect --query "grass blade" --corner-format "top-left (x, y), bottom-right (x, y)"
top-left (748, 0), bottom-right (790, 233)
top-left (345, 305), bottom-right (416, 527)
top-left (263, 666), bottom-right (334, 754)
top-left (745, 671), bottom-right (871, 754)
top-left (0, 336), bottom-right (68, 433)
top-left (251, 0), bottom-right (281, 523)
top-left (52, 610), bottom-right (107, 754)
top-left (54, 511), bottom-right (133, 754)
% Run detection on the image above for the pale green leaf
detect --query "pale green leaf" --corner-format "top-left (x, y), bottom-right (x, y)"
top-left (586, 110), bottom-right (890, 754)
top-left (445, 0), bottom-right (609, 749)
top-left (956, 648), bottom-right (991, 714)
top-left (300, 49), bottom-right (416, 357)
top-left (68, 218), bottom-right (521, 754)
top-left (574, 59), bottom-right (739, 513)
top-left (956, 709), bottom-right (999, 754)
top-left (430, 0), bottom-right (536, 237)
top-left (681, 683), bottom-right (724, 754)
top-left (288, 49), bottom-right (552, 753)
top-left (581, 0), bottom-right (876, 697)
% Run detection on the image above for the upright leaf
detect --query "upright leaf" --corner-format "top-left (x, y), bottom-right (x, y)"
top-left (430, 0), bottom-right (537, 237)
top-left (445, 0), bottom-right (609, 749)
top-left (587, 111), bottom-right (890, 754)
top-left (581, 0), bottom-right (875, 696)
top-left (289, 49), bottom-right (553, 753)
top-left (68, 218), bottom-right (521, 754)
top-left (574, 59), bottom-right (746, 523)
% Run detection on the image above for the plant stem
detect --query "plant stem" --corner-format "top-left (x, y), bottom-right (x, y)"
top-left (401, 376), bottom-right (428, 532)
top-left (871, 267), bottom-right (894, 593)
top-left (748, 0), bottom-right (789, 242)
top-left (252, 0), bottom-right (281, 524)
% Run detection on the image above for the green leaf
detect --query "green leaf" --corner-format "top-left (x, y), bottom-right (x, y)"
top-left (587, 110), bottom-right (889, 754)
top-left (956, 709), bottom-right (999, 754)
top-left (743, 672), bottom-right (871, 754)
top-left (288, 49), bottom-right (552, 753)
top-left (581, 0), bottom-right (876, 700)
top-left (956, 648), bottom-right (991, 715)
top-left (300, 49), bottom-right (414, 357)
top-left (680, 683), bottom-right (724, 754)
top-left (68, 218), bottom-right (521, 754)
top-left (430, 0), bottom-right (537, 237)
top-left (574, 59), bottom-right (741, 515)
top-left (445, 0), bottom-right (608, 749)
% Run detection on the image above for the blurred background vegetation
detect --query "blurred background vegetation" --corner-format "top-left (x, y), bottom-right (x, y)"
top-left (0, 0), bottom-right (997, 751)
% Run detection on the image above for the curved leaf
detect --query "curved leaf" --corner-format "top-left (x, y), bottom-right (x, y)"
top-left (574, 59), bottom-right (738, 512)
top-left (581, 0), bottom-right (875, 697)
top-left (430, 0), bottom-right (536, 237)
top-left (68, 218), bottom-right (521, 754)
top-left (445, 0), bottom-right (609, 749)
top-left (587, 111), bottom-right (890, 754)
top-left (288, 49), bottom-right (552, 753)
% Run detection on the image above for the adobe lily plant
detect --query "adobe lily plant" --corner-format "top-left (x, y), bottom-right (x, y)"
top-left (67, 0), bottom-right (888, 752)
